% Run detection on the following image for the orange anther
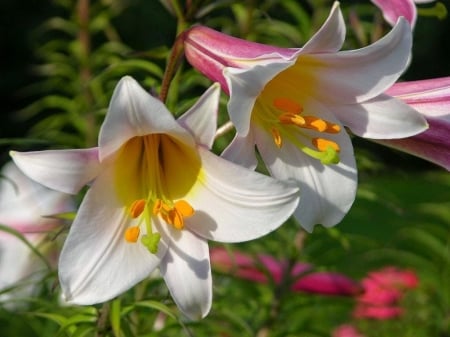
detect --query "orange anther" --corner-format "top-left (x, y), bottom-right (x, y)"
top-left (174, 200), bottom-right (195, 217)
top-left (303, 116), bottom-right (327, 132)
top-left (168, 209), bottom-right (185, 230)
top-left (271, 128), bottom-right (282, 148)
top-left (152, 199), bottom-right (163, 215)
top-left (124, 226), bottom-right (140, 243)
top-left (129, 199), bottom-right (146, 218)
top-left (279, 113), bottom-right (305, 126)
top-left (153, 199), bottom-right (172, 215)
top-left (273, 98), bottom-right (303, 114)
top-left (325, 123), bottom-right (341, 134)
top-left (312, 138), bottom-right (340, 152)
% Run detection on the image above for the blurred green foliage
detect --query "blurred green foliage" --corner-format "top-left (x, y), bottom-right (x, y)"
top-left (0, 0), bottom-right (449, 336)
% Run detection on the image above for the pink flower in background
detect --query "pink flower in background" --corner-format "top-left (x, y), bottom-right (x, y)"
top-left (0, 161), bottom-right (74, 307)
top-left (353, 266), bottom-right (418, 319)
top-left (378, 77), bottom-right (450, 170)
top-left (210, 247), bottom-right (362, 296)
top-left (332, 324), bottom-right (366, 337)
top-left (371, 0), bottom-right (436, 27)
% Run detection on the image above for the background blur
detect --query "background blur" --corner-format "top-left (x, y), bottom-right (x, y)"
top-left (0, 1), bottom-right (449, 336)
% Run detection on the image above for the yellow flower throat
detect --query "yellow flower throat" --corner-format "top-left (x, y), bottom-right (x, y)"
top-left (114, 134), bottom-right (200, 253)
top-left (252, 56), bottom-right (342, 165)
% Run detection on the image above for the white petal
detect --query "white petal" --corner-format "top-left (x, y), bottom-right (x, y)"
top-left (10, 148), bottom-right (100, 194)
top-left (253, 104), bottom-right (357, 231)
top-left (306, 18), bottom-right (412, 104)
top-left (225, 61), bottom-right (292, 136)
top-left (58, 165), bottom-right (167, 305)
top-left (99, 76), bottom-right (193, 160)
top-left (177, 83), bottom-right (221, 149)
top-left (301, 2), bottom-right (345, 53)
top-left (0, 233), bottom-right (45, 291)
top-left (186, 147), bottom-right (299, 242)
top-left (157, 223), bottom-right (212, 320)
top-left (221, 131), bottom-right (258, 170)
top-left (333, 94), bottom-right (428, 139)
top-left (0, 162), bottom-right (74, 229)
top-left (0, 233), bottom-right (47, 308)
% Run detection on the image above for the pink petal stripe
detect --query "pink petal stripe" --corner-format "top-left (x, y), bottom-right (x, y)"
top-left (376, 117), bottom-right (450, 170)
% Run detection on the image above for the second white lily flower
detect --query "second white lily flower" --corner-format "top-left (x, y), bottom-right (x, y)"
top-left (183, 2), bottom-right (428, 231)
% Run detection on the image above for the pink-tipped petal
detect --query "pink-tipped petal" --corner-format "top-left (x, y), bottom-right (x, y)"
top-left (376, 117), bottom-right (450, 170)
top-left (387, 77), bottom-right (450, 118)
top-left (377, 77), bottom-right (450, 170)
top-left (371, 0), bottom-right (417, 27)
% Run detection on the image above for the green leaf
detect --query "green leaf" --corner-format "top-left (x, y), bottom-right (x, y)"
top-left (30, 312), bottom-right (68, 327)
top-left (0, 138), bottom-right (51, 146)
top-left (56, 314), bottom-right (97, 336)
top-left (71, 325), bottom-right (96, 337)
top-left (397, 227), bottom-right (450, 263)
top-left (134, 300), bottom-right (177, 320)
top-left (43, 211), bottom-right (76, 222)
top-left (110, 298), bottom-right (122, 337)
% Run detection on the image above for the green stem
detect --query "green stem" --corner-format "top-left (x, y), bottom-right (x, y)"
top-left (159, 0), bottom-right (188, 103)
top-left (255, 228), bottom-right (306, 337)
top-left (417, 2), bottom-right (447, 20)
top-left (77, 0), bottom-right (96, 147)
top-left (159, 32), bottom-right (185, 103)
top-left (95, 302), bottom-right (111, 337)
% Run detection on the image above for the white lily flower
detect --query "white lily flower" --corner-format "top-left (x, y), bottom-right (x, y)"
top-left (0, 161), bottom-right (73, 307)
top-left (183, 2), bottom-right (428, 231)
top-left (11, 76), bottom-right (299, 319)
